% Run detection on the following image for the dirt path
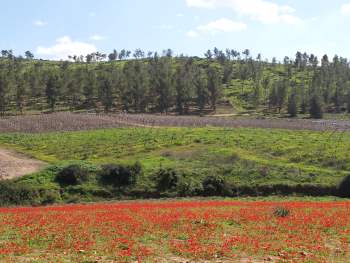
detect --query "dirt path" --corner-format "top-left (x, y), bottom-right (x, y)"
top-left (0, 149), bottom-right (46, 180)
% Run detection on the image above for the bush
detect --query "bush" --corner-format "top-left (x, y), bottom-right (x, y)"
top-left (273, 207), bottom-right (290, 218)
top-left (202, 175), bottom-right (232, 196)
top-left (237, 184), bottom-right (335, 197)
top-left (0, 181), bottom-right (40, 206)
top-left (63, 185), bottom-right (113, 199)
top-left (40, 189), bottom-right (61, 205)
top-left (176, 176), bottom-right (203, 197)
top-left (66, 195), bottom-right (82, 204)
top-left (55, 165), bottom-right (90, 186)
top-left (99, 162), bottom-right (141, 187)
top-left (91, 188), bottom-right (113, 198)
top-left (337, 175), bottom-right (350, 198)
top-left (154, 168), bottom-right (180, 192)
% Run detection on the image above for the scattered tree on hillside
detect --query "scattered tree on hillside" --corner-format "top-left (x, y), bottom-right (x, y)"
top-left (0, 48), bottom-right (349, 118)
top-left (287, 93), bottom-right (298, 117)
top-left (45, 73), bottom-right (59, 112)
top-left (98, 72), bottom-right (114, 113)
top-left (309, 95), bottom-right (323, 119)
top-left (25, 51), bottom-right (34, 60)
top-left (207, 64), bottom-right (222, 112)
top-left (194, 67), bottom-right (208, 114)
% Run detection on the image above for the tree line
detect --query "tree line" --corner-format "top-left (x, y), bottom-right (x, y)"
top-left (0, 48), bottom-right (350, 118)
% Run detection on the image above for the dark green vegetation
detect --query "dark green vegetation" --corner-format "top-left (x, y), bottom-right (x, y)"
top-left (273, 206), bottom-right (291, 218)
top-left (337, 175), bottom-right (350, 198)
top-left (0, 127), bottom-right (348, 205)
top-left (1, 48), bottom-right (350, 118)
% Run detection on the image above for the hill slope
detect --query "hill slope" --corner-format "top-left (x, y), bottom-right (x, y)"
top-left (0, 49), bottom-right (349, 118)
top-left (0, 125), bottom-right (348, 204)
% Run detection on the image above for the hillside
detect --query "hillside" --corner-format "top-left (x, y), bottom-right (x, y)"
top-left (0, 115), bottom-right (348, 205)
top-left (0, 49), bottom-right (349, 118)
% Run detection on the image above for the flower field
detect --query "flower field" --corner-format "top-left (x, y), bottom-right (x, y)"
top-left (0, 200), bottom-right (350, 262)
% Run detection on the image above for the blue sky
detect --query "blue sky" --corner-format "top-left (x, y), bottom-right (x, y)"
top-left (1, 0), bottom-right (350, 61)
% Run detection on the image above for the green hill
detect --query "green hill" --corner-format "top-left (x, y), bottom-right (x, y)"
top-left (0, 49), bottom-right (349, 118)
top-left (0, 126), bottom-right (347, 205)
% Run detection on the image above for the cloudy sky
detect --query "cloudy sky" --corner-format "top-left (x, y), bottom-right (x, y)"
top-left (1, 0), bottom-right (350, 60)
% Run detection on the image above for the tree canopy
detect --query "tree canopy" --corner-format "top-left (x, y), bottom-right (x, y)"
top-left (0, 48), bottom-right (349, 118)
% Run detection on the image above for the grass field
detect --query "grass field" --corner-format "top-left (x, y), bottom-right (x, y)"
top-left (1, 199), bottom-right (350, 262)
top-left (0, 126), bottom-right (348, 203)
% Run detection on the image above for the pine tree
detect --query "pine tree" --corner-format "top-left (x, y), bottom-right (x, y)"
top-left (175, 59), bottom-right (194, 115)
top-left (82, 68), bottom-right (97, 108)
top-left (16, 73), bottom-right (26, 114)
top-left (45, 73), bottom-right (59, 112)
top-left (98, 73), bottom-right (113, 113)
top-left (0, 72), bottom-right (8, 115)
top-left (123, 61), bottom-right (149, 112)
top-left (309, 95), bottom-right (323, 119)
top-left (151, 57), bottom-right (174, 113)
top-left (269, 86), bottom-right (278, 110)
top-left (207, 64), bottom-right (222, 112)
top-left (276, 80), bottom-right (287, 113)
top-left (287, 93), bottom-right (297, 117)
top-left (194, 67), bottom-right (208, 114)
top-left (346, 91), bottom-right (350, 114)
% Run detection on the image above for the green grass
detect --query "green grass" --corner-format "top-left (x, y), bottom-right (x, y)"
top-left (0, 127), bottom-right (349, 188)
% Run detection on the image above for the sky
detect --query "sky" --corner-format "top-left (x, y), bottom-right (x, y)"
top-left (1, 0), bottom-right (350, 61)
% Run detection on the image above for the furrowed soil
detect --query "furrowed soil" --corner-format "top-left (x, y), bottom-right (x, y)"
top-left (1, 112), bottom-right (350, 133)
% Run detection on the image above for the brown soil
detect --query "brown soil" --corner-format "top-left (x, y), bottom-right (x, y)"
top-left (0, 149), bottom-right (46, 179)
top-left (1, 112), bottom-right (350, 133)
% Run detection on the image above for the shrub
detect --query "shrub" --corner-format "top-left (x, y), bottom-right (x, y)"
top-left (0, 181), bottom-right (40, 206)
top-left (91, 188), bottom-right (113, 198)
top-left (337, 175), bottom-right (350, 198)
top-left (202, 175), bottom-right (232, 196)
top-left (154, 168), bottom-right (180, 192)
top-left (40, 190), bottom-right (61, 205)
top-left (130, 161), bottom-right (142, 177)
top-left (176, 176), bottom-right (203, 197)
top-left (259, 166), bottom-right (269, 177)
top-left (66, 195), bottom-right (82, 204)
top-left (241, 184), bottom-right (335, 197)
top-left (273, 207), bottom-right (290, 218)
top-left (99, 162), bottom-right (141, 187)
top-left (64, 185), bottom-right (113, 199)
top-left (55, 165), bottom-right (90, 186)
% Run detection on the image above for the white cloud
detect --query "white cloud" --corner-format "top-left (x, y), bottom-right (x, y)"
top-left (176, 13), bottom-right (185, 17)
top-left (186, 30), bottom-right (199, 38)
top-left (197, 18), bottom-right (247, 32)
top-left (33, 20), bottom-right (47, 27)
top-left (186, 0), bottom-right (302, 25)
top-left (187, 18), bottom-right (246, 38)
top-left (37, 36), bottom-right (97, 60)
top-left (90, 34), bottom-right (106, 41)
top-left (341, 4), bottom-right (350, 15)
